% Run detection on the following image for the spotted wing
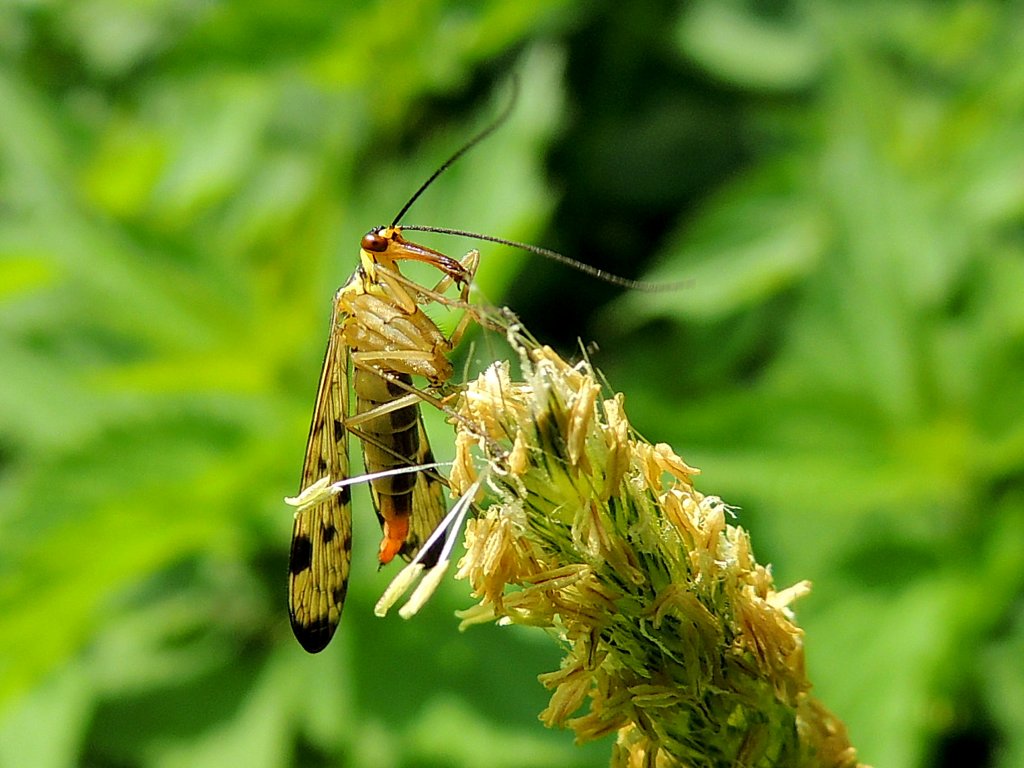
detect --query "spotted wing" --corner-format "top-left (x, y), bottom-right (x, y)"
top-left (288, 298), bottom-right (352, 653)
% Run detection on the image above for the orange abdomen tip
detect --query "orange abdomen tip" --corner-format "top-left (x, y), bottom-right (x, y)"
top-left (378, 516), bottom-right (410, 565)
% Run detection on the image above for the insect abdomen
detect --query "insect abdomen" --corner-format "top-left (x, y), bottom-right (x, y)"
top-left (353, 368), bottom-right (422, 563)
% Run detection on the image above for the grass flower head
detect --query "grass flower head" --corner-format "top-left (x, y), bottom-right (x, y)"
top-left (448, 329), bottom-right (865, 768)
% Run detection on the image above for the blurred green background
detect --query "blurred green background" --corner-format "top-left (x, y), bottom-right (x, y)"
top-left (2, 1), bottom-right (1023, 767)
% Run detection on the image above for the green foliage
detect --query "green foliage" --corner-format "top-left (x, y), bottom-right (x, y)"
top-left (1, 2), bottom-right (1023, 767)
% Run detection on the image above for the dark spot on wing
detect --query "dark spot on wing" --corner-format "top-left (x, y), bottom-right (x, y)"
top-left (332, 584), bottom-right (348, 608)
top-left (289, 534), bottom-right (313, 574)
top-left (333, 418), bottom-right (345, 443)
top-left (322, 524), bottom-right (337, 543)
top-left (317, 455), bottom-right (328, 474)
top-left (338, 484), bottom-right (351, 505)
top-left (291, 615), bottom-right (336, 654)
top-left (342, 531), bottom-right (353, 552)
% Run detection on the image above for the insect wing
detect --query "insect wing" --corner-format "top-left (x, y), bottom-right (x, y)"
top-left (288, 299), bottom-right (352, 653)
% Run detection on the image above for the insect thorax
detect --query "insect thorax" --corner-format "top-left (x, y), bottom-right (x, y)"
top-left (336, 276), bottom-right (455, 386)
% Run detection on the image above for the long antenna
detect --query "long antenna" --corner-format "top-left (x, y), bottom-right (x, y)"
top-left (389, 78), bottom-right (687, 293)
top-left (390, 79), bottom-right (519, 228)
top-left (399, 225), bottom-right (689, 293)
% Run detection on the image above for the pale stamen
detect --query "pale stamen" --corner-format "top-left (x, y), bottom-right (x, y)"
top-left (284, 462), bottom-right (449, 514)
top-left (375, 475), bottom-right (484, 618)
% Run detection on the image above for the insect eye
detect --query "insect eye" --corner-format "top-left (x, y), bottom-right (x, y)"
top-left (361, 231), bottom-right (390, 253)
